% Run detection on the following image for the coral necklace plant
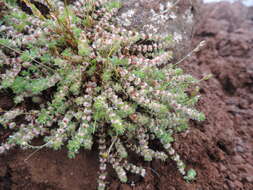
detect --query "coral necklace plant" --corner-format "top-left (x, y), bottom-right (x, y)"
top-left (0, 0), bottom-right (205, 189)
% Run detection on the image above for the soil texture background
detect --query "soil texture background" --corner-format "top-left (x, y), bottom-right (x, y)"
top-left (0, 1), bottom-right (253, 190)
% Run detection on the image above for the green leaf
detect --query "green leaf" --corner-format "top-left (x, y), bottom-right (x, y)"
top-left (83, 16), bottom-right (93, 28)
top-left (11, 77), bottom-right (29, 93)
top-left (72, 27), bottom-right (82, 39)
top-left (40, 53), bottom-right (53, 63)
top-left (4, 0), bottom-right (17, 6)
top-left (0, 38), bottom-right (12, 47)
top-left (28, 65), bottom-right (39, 73)
top-left (20, 70), bottom-right (29, 77)
top-left (28, 78), bottom-right (48, 93)
top-left (37, 110), bottom-right (51, 124)
top-left (133, 70), bottom-right (145, 79)
top-left (161, 133), bottom-right (174, 144)
top-left (78, 40), bottom-right (91, 56)
top-left (110, 57), bottom-right (129, 66)
top-left (176, 122), bottom-right (188, 132)
top-left (1, 78), bottom-right (14, 89)
top-left (102, 70), bottom-right (112, 81)
top-left (198, 112), bottom-right (206, 121)
top-left (105, 1), bottom-right (122, 11)
top-left (87, 65), bottom-right (96, 76)
top-left (164, 34), bottom-right (173, 42)
top-left (184, 169), bottom-right (197, 182)
top-left (20, 49), bottom-right (39, 62)
top-left (61, 48), bottom-right (73, 57)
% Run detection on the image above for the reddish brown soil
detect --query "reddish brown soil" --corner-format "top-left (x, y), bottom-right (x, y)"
top-left (1, 2), bottom-right (253, 190)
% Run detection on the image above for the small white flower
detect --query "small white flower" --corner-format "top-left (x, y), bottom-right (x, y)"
top-left (173, 32), bottom-right (183, 43)
top-left (126, 9), bottom-right (135, 17)
top-left (169, 12), bottom-right (177, 20)
top-left (166, 2), bottom-right (173, 9)
top-left (164, 143), bottom-right (171, 149)
top-left (159, 4), bottom-right (165, 11)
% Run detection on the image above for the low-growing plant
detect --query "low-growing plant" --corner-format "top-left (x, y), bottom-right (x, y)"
top-left (0, 0), bottom-right (206, 189)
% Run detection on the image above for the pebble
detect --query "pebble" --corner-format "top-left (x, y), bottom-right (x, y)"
top-left (229, 173), bottom-right (236, 181)
top-left (223, 184), bottom-right (229, 189)
top-left (219, 164), bottom-right (227, 172)
top-left (235, 145), bottom-right (244, 153)
top-left (227, 180), bottom-right (236, 189)
top-left (245, 176), bottom-right (253, 183)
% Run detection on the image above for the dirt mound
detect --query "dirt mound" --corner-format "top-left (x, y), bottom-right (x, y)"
top-left (1, 2), bottom-right (253, 190)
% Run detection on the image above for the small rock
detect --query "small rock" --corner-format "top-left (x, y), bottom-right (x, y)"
top-left (235, 145), bottom-right (244, 153)
top-left (229, 174), bottom-right (236, 181)
top-left (219, 164), bottom-right (227, 172)
top-left (227, 180), bottom-right (236, 190)
top-left (245, 176), bottom-right (253, 183)
top-left (223, 184), bottom-right (229, 190)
